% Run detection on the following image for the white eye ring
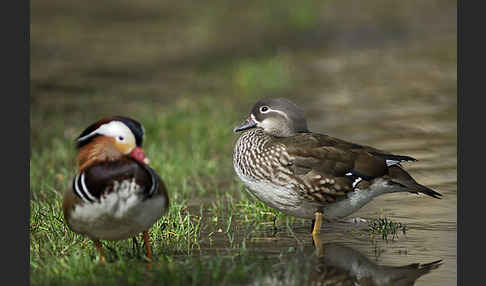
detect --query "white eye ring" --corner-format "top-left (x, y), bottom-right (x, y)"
top-left (260, 106), bottom-right (270, 113)
top-left (117, 136), bottom-right (125, 142)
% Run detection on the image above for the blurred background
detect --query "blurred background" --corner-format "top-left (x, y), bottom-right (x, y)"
top-left (31, 0), bottom-right (456, 137)
top-left (31, 0), bottom-right (456, 285)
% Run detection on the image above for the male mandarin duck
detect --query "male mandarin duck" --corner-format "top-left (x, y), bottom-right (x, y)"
top-left (62, 116), bottom-right (169, 263)
top-left (233, 98), bottom-right (441, 247)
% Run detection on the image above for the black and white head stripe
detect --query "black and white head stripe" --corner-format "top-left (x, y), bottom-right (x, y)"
top-left (76, 117), bottom-right (145, 149)
top-left (113, 116), bottom-right (145, 147)
top-left (76, 120), bottom-right (135, 149)
top-left (72, 173), bottom-right (97, 203)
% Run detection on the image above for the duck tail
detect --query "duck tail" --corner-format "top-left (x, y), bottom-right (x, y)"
top-left (387, 165), bottom-right (442, 199)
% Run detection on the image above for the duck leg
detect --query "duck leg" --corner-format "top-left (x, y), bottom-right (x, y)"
top-left (312, 212), bottom-right (324, 257)
top-left (312, 212), bottom-right (323, 236)
top-left (94, 240), bottom-right (106, 264)
top-left (142, 231), bottom-right (154, 271)
top-left (142, 230), bottom-right (153, 261)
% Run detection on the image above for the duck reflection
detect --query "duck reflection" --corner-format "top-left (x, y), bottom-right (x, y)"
top-left (310, 243), bottom-right (441, 286)
top-left (259, 243), bottom-right (442, 286)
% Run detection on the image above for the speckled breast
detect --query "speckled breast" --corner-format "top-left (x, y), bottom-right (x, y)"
top-left (233, 129), bottom-right (318, 219)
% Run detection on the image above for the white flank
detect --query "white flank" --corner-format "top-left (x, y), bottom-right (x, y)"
top-left (68, 178), bottom-right (167, 241)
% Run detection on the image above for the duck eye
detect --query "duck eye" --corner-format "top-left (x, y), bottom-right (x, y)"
top-left (118, 136), bottom-right (125, 141)
top-left (260, 106), bottom-right (269, 113)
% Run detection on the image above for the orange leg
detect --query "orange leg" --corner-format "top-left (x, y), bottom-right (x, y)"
top-left (312, 212), bottom-right (323, 236)
top-left (312, 212), bottom-right (325, 257)
top-left (142, 230), bottom-right (153, 261)
top-left (142, 230), bottom-right (153, 271)
top-left (94, 240), bottom-right (106, 264)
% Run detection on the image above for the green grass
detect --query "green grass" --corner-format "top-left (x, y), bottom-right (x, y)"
top-left (31, 252), bottom-right (278, 286)
top-left (367, 217), bottom-right (408, 241)
top-left (30, 88), bottom-right (306, 285)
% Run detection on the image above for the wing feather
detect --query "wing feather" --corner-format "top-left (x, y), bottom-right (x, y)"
top-left (269, 133), bottom-right (418, 202)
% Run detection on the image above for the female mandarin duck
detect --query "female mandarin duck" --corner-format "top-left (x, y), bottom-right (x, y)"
top-left (62, 116), bottom-right (169, 263)
top-left (233, 98), bottom-right (441, 248)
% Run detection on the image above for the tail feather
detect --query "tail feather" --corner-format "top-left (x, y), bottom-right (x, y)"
top-left (417, 259), bottom-right (443, 271)
top-left (408, 183), bottom-right (443, 199)
top-left (387, 165), bottom-right (442, 199)
top-left (370, 152), bottom-right (417, 162)
top-left (393, 260), bottom-right (443, 283)
top-left (400, 259), bottom-right (443, 276)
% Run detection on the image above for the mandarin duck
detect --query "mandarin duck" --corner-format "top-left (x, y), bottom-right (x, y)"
top-left (62, 116), bottom-right (169, 263)
top-left (233, 98), bottom-right (441, 246)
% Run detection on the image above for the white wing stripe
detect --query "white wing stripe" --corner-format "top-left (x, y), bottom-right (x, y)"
top-left (352, 177), bottom-right (362, 188)
top-left (386, 159), bottom-right (401, 167)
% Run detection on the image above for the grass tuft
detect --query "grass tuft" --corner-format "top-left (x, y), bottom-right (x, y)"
top-left (367, 217), bottom-right (408, 241)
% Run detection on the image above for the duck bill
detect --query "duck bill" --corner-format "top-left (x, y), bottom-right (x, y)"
top-left (129, 146), bottom-right (150, 165)
top-left (234, 116), bottom-right (257, 132)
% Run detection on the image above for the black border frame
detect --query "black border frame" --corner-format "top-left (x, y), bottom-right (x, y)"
top-left (6, 0), bottom-right (30, 284)
top-left (460, 1), bottom-right (483, 285)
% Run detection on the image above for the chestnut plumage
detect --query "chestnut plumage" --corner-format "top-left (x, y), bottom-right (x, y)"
top-left (62, 116), bottom-right (168, 263)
